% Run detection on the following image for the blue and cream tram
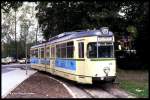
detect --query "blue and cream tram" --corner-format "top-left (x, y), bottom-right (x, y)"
top-left (30, 27), bottom-right (116, 84)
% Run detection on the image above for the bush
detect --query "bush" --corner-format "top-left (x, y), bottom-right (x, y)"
top-left (115, 50), bottom-right (147, 70)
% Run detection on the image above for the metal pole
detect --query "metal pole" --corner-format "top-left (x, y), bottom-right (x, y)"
top-left (25, 24), bottom-right (29, 75)
top-left (113, 37), bottom-right (115, 58)
top-left (25, 25), bottom-right (27, 75)
top-left (26, 38), bottom-right (28, 75)
top-left (97, 36), bottom-right (99, 58)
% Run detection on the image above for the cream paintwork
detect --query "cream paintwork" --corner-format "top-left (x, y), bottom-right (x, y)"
top-left (31, 35), bottom-right (116, 84)
top-left (75, 36), bottom-right (116, 83)
top-left (85, 59), bottom-right (116, 77)
top-left (84, 36), bottom-right (116, 77)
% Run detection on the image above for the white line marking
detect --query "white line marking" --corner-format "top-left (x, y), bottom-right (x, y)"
top-left (48, 76), bottom-right (76, 98)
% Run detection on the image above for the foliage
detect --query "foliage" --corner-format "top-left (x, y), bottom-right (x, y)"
top-left (1, 1), bottom-right (23, 60)
top-left (35, 1), bottom-right (149, 37)
top-left (1, 10), bottom-right (16, 43)
top-left (1, 1), bottom-right (23, 13)
top-left (126, 25), bottom-right (138, 39)
top-left (1, 2), bottom-right (38, 59)
top-left (35, 1), bottom-right (124, 41)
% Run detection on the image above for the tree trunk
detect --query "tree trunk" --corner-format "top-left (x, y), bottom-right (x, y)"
top-left (36, 24), bottom-right (38, 45)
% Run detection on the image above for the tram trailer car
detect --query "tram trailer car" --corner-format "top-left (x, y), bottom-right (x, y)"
top-left (30, 27), bottom-right (116, 84)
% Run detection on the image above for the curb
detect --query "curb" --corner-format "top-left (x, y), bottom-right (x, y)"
top-left (2, 71), bottom-right (37, 98)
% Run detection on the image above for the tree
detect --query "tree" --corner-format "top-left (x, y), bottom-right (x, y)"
top-left (1, 2), bottom-right (40, 58)
top-left (18, 3), bottom-right (39, 58)
top-left (1, 10), bottom-right (16, 43)
top-left (120, 0), bottom-right (149, 66)
top-left (1, 1), bottom-right (22, 13)
top-left (35, 1), bottom-right (124, 41)
top-left (2, 1), bottom-right (23, 60)
top-left (35, 1), bottom-right (149, 67)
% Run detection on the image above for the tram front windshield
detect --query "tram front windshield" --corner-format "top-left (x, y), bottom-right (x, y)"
top-left (87, 42), bottom-right (114, 58)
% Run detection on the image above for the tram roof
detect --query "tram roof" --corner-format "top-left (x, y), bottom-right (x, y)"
top-left (31, 27), bottom-right (114, 48)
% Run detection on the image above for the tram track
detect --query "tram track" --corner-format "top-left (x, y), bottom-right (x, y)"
top-left (93, 82), bottom-right (135, 98)
top-left (60, 79), bottom-right (135, 98)
top-left (40, 71), bottom-right (135, 98)
top-left (76, 82), bottom-right (119, 98)
top-left (78, 85), bottom-right (117, 98)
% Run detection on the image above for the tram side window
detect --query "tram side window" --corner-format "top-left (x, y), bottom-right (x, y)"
top-left (56, 45), bottom-right (61, 57)
top-left (67, 42), bottom-right (74, 58)
top-left (41, 48), bottom-right (44, 58)
top-left (56, 42), bottom-right (74, 58)
top-left (51, 47), bottom-right (55, 58)
top-left (78, 42), bottom-right (84, 58)
top-left (30, 50), bottom-right (34, 57)
top-left (34, 49), bottom-right (38, 58)
top-left (87, 43), bottom-right (97, 58)
top-left (61, 43), bottom-right (67, 58)
top-left (46, 47), bottom-right (50, 58)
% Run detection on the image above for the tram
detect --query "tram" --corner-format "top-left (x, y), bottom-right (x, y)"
top-left (30, 27), bottom-right (116, 84)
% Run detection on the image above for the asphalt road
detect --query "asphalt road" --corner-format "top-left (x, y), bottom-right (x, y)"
top-left (2, 64), bottom-right (31, 74)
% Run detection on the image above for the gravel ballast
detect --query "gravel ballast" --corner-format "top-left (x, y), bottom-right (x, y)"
top-left (5, 72), bottom-right (72, 98)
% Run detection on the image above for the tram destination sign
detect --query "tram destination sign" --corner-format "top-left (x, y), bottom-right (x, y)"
top-left (98, 37), bottom-right (113, 42)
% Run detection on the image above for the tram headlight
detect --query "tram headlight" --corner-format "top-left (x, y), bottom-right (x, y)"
top-left (103, 67), bottom-right (110, 75)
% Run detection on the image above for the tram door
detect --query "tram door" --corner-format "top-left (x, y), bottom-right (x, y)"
top-left (45, 46), bottom-right (50, 72)
top-left (77, 41), bottom-right (85, 76)
top-left (50, 46), bottom-right (56, 74)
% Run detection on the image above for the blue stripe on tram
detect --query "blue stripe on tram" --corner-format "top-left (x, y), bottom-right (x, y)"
top-left (45, 58), bottom-right (50, 64)
top-left (30, 58), bottom-right (39, 64)
top-left (39, 58), bottom-right (48, 64)
top-left (31, 58), bottom-right (50, 64)
top-left (55, 58), bottom-right (76, 71)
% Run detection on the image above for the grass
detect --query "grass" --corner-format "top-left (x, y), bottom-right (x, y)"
top-left (117, 68), bottom-right (149, 98)
top-left (119, 80), bottom-right (148, 98)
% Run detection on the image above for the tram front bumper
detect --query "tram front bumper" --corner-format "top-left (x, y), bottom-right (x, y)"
top-left (92, 76), bottom-right (116, 82)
